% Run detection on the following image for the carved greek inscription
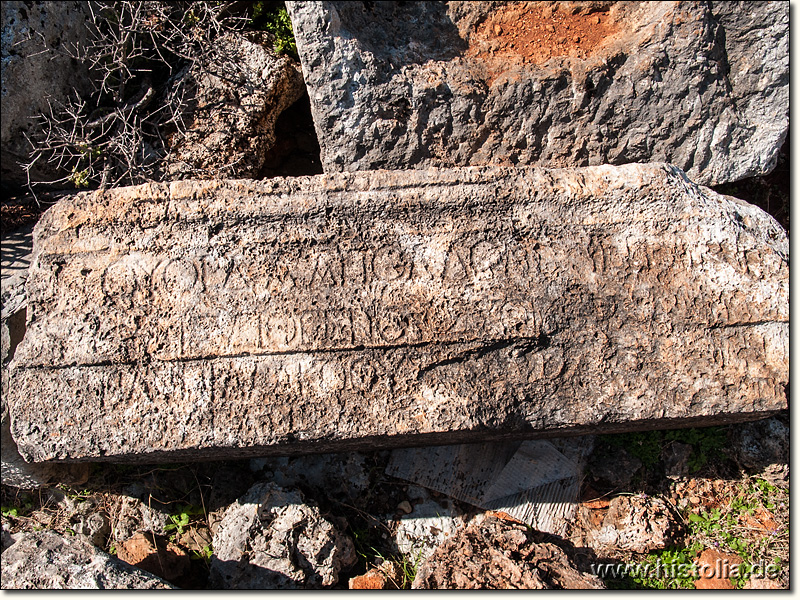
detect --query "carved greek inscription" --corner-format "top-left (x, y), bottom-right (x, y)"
top-left (372, 244), bottom-right (411, 282)
top-left (153, 257), bottom-right (202, 300)
top-left (101, 258), bottom-right (151, 308)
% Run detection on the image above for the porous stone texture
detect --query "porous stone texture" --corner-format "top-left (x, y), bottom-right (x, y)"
top-left (2, 271), bottom-right (88, 488)
top-left (7, 164), bottom-right (789, 462)
top-left (393, 498), bottom-right (467, 562)
top-left (574, 494), bottom-right (679, 555)
top-left (287, 1), bottom-right (788, 186)
top-left (1, 1), bottom-right (93, 185)
top-left (209, 482), bottom-right (356, 589)
top-left (164, 31), bottom-right (305, 179)
top-left (1, 529), bottom-right (174, 589)
top-left (731, 416), bottom-right (789, 486)
top-left (412, 513), bottom-right (604, 589)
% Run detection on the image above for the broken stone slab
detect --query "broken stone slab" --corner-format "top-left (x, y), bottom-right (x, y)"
top-left (387, 437), bottom-right (594, 536)
top-left (209, 482), bottom-right (356, 589)
top-left (7, 163), bottom-right (789, 463)
top-left (287, 1), bottom-right (788, 186)
top-left (1, 529), bottom-right (174, 589)
top-left (412, 513), bottom-right (604, 589)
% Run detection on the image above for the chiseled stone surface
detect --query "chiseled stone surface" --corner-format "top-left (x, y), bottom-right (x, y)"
top-left (7, 163), bottom-right (789, 462)
top-left (287, 1), bottom-right (788, 186)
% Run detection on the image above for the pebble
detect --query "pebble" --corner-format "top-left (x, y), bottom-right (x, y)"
top-left (689, 496), bottom-right (701, 505)
top-left (397, 500), bottom-right (413, 514)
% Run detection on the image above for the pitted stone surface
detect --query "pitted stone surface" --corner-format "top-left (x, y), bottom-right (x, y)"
top-left (287, 1), bottom-right (788, 186)
top-left (1, 529), bottom-right (173, 589)
top-left (7, 164), bottom-right (789, 462)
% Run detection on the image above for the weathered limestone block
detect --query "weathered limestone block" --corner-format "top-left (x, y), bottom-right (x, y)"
top-left (7, 164), bottom-right (788, 462)
top-left (287, 1), bottom-right (788, 186)
top-left (1, 529), bottom-right (174, 589)
top-left (164, 31), bottom-right (306, 179)
top-left (210, 482), bottom-right (356, 589)
top-left (1, 1), bottom-right (93, 185)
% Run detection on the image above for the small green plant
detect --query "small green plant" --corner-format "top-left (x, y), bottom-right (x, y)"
top-left (165, 504), bottom-right (205, 541)
top-left (251, 4), bottom-right (298, 58)
top-left (190, 543), bottom-right (214, 564)
top-left (68, 166), bottom-right (91, 188)
top-left (2, 498), bottom-right (33, 518)
top-left (396, 550), bottom-right (424, 588)
top-left (630, 545), bottom-right (702, 589)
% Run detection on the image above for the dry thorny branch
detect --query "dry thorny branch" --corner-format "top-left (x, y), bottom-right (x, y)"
top-left (22, 1), bottom-right (251, 197)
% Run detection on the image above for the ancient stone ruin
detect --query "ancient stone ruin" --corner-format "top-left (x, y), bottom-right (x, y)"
top-left (288, 1), bottom-right (788, 186)
top-left (6, 163), bottom-right (787, 463)
top-left (0, 1), bottom-right (790, 590)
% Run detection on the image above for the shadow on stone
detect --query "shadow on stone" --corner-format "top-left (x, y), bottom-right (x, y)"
top-left (333, 1), bottom-right (467, 67)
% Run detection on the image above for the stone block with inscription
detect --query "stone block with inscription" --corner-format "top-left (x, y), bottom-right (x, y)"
top-left (6, 164), bottom-right (788, 462)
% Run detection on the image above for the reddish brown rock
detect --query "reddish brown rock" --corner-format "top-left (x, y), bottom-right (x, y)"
top-left (349, 565), bottom-right (401, 590)
top-left (694, 548), bottom-right (741, 590)
top-left (412, 514), bottom-right (603, 589)
top-left (117, 533), bottom-right (190, 585)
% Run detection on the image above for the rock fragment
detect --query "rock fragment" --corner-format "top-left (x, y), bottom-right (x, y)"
top-left (287, 1), bottom-right (788, 185)
top-left (117, 533), bottom-right (191, 587)
top-left (572, 494), bottom-right (680, 555)
top-left (164, 31), bottom-right (305, 179)
top-left (393, 498), bottom-right (467, 563)
top-left (1, 529), bottom-right (174, 589)
top-left (209, 482), bottom-right (356, 589)
top-left (412, 514), bottom-right (604, 589)
top-left (6, 164), bottom-right (788, 462)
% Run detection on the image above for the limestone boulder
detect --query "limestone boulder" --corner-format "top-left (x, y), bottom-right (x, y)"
top-left (209, 482), bottom-right (356, 589)
top-left (6, 164), bottom-right (788, 462)
top-left (287, 1), bottom-right (788, 186)
top-left (1, 1), bottom-right (93, 186)
top-left (1, 529), bottom-right (174, 589)
top-left (164, 31), bottom-right (305, 179)
top-left (575, 494), bottom-right (680, 555)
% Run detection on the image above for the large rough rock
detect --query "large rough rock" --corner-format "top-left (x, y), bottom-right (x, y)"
top-left (572, 494), bottom-right (680, 555)
top-left (164, 31), bottom-right (305, 179)
top-left (1, 529), bottom-right (174, 589)
top-left (412, 513), bottom-right (604, 589)
top-left (730, 416), bottom-right (789, 486)
top-left (6, 163), bottom-right (788, 462)
top-left (209, 482), bottom-right (356, 589)
top-left (1, 1), bottom-right (93, 186)
top-left (287, 1), bottom-right (788, 186)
